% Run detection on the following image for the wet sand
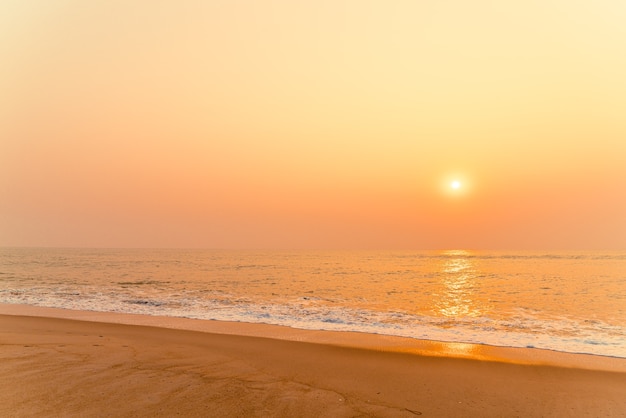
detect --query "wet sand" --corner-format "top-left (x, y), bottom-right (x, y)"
top-left (1, 310), bottom-right (625, 417)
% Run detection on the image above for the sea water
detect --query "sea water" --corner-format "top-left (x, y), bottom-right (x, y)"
top-left (0, 248), bottom-right (624, 358)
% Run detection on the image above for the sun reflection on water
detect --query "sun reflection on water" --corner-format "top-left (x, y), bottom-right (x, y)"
top-left (436, 250), bottom-right (484, 318)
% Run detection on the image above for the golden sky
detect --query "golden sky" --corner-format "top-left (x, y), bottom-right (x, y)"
top-left (1, 1), bottom-right (625, 249)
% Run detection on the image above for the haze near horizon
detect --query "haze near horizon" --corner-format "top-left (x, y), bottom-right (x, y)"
top-left (1, 1), bottom-right (625, 249)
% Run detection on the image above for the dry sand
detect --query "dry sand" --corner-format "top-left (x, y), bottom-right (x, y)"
top-left (1, 311), bottom-right (625, 417)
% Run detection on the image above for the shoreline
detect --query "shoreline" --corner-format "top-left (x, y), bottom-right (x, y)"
top-left (2, 303), bottom-right (625, 372)
top-left (2, 305), bottom-right (626, 416)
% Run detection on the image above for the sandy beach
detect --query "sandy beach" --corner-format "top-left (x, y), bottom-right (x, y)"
top-left (4, 0), bottom-right (626, 415)
top-left (1, 308), bottom-right (625, 417)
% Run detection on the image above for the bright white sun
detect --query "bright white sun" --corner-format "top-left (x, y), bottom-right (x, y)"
top-left (451, 180), bottom-right (461, 189)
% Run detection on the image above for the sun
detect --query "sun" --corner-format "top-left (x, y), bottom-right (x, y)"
top-left (440, 174), bottom-right (470, 197)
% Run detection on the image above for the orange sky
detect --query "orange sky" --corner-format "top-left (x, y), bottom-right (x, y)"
top-left (1, 1), bottom-right (625, 249)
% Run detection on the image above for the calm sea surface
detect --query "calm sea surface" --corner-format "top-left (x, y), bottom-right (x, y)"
top-left (1, 248), bottom-right (624, 357)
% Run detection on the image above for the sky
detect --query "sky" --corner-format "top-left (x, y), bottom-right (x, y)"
top-left (1, 0), bottom-right (625, 249)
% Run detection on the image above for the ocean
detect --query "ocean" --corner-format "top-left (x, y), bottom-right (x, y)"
top-left (1, 248), bottom-right (624, 358)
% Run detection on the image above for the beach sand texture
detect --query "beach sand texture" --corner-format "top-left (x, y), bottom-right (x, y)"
top-left (2, 314), bottom-right (625, 417)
